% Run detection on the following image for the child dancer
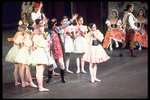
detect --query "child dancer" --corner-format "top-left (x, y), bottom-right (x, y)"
top-left (83, 23), bottom-right (110, 83)
top-left (74, 16), bottom-right (88, 73)
top-left (15, 27), bottom-right (37, 88)
top-left (5, 25), bottom-right (25, 86)
top-left (28, 19), bottom-right (55, 91)
top-left (60, 16), bottom-right (74, 73)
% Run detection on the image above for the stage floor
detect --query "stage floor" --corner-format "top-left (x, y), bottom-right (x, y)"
top-left (2, 27), bottom-right (148, 99)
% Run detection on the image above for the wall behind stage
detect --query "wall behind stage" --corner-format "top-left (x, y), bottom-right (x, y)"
top-left (2, 1), bottom-right (108, 34)
top-left (2, 2), bottom-right (22, 28)
top-left (108, 1), bottom-right (148, 19)
top-left (2, 1), bottom-right (148, 35)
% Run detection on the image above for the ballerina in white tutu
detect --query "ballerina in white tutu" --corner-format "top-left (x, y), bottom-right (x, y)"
top-left (28, 19), bottom-right (55, 91)
top-left (15, 27), bottom-right (37, 88)
top-left (5, 25), bottom-right (25, 86)
top-left (74, 16), bottom-right (88, 73)
top-left (83, 23), bottom-right (110, 83)
top-left (60, 16), bottom-right (74, 74)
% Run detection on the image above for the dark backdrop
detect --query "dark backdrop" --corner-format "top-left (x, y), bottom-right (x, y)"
top-left (2, 2), bottom-right (108, 34)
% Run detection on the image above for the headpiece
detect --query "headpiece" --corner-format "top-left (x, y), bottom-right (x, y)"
top-left (110, 9), bottom-right (118, 18)
top-left (33, 3), bottom-right (39, 7)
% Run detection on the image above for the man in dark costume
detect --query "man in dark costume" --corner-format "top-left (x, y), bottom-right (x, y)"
top-left (46, 14), bottom-right (78, 83)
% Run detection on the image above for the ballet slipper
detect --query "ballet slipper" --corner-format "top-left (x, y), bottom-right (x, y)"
top-left (81, 70), bottom-right (86, 74)
top-left (30, 82), bottom-right (37, 88)
top-left (15, 82), bottom-right (21, 86)
top-left (25, 81), bottom-right (30, 86)
top-left (76, 70), bottom-right (80, 74)
top-left (39, 87), bottom-right (49, 92)
top-left (22, 82), bottom-right (26, 87)
top-left (66, 69), bottom-right (73, 74)
top-left (91, 77), bottom-right (94, 83)
top-left (94, 78), bottom-right (101, 82)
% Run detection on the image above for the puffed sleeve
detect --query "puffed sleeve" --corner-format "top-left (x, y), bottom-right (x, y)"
top-left (97, 30), bottom-right (104, 41)
top-left (105, 19), bottom-right (111, 26)
top-left (117, 19), bottom-right (122, 26)
top-left (84, 25), bottom-right (88, 32)
top-left (143, 18), bottom-right (148, 24)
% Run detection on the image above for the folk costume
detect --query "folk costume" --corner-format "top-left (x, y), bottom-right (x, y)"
top-left (46, 18), bottom-right (73, 83)
top-left (103, 9), bottom-right (125, 50)
top-left (83, 30), bottom-right (110, 63)
top-left (120, 12), bottom-right (139, 57)
top-left (134, 18), bottom-right (148, 50)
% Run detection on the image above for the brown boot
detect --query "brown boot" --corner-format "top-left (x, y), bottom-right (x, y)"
top-left (130, 50), bottom-right (136, 57)
top-left (119, 48), bottom-right (124, 57)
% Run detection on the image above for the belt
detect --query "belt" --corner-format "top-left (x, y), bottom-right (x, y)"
top-left (92, 40), bottom-right (100, 46)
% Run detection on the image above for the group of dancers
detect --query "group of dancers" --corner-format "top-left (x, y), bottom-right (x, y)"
top-left (103, 7), bottom-right (148, 51)
top-left (5, 2), bottom-right (148, 92)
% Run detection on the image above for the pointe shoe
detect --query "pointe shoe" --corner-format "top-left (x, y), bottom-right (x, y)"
top-left (25, 81), bottom-right (30, 86)
top-left (15, 82), bottom-right (21, 86)
top-left (39, 88), bottom-right (49, 92)
top-left (22, 81), bottom-right (30, 87)
top-left (22, 82), bottom-right (26, 87)
top-left (30, 83), bottom-right (37, 88)
top-left (66, 70), bottom-right (73, 74)
top-left (91, 77), bottom-right (94, 83)
top-left (81, 70), bottom-right (86, 74)
top-left (76, 70), bottom-right (80, 74)
top-left (94, 78), bottom-right (101, 82)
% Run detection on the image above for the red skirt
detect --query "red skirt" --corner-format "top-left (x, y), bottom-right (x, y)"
top-left (134, 28), bottom-right (148, 47)
top-left (52, 32), bottom-right (63, 59)
top-left (103, 28), bottom-right (125, 48)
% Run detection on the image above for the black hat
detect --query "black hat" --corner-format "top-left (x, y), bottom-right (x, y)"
top-left (48, 18), bottom-right (57, 29)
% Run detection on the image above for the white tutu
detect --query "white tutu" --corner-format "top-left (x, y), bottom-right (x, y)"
top-left (74, 36), bottom-right (88, 53)
top-left (5, 46), bottom-right (20, 63)
top-left (65, 37), bottom-right (74, 53)
top-left (28, 47), bottom-right (55, 66)
top-left (15, 46), bottom-right (31, 65)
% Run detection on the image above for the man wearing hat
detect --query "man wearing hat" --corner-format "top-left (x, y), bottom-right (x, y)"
top-left (31, 2), bottom-right (43, 26)
top-left (46, 14), bottom-right (78, 83)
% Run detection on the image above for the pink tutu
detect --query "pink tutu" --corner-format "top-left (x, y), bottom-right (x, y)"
top-left (83, 44), bottom-right (110, 63)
